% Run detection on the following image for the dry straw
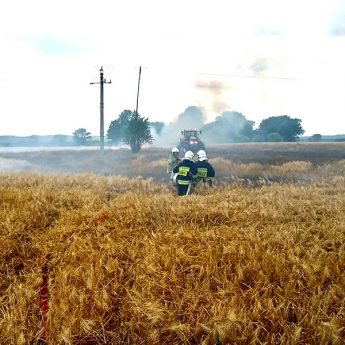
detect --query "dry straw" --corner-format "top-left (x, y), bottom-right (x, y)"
top-left (0, 172), bottom-right (344, 344)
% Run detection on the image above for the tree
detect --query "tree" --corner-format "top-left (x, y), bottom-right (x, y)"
top-left (107, 110), bottom-right (132, 144)
top-left (73, 128), bottom-right (91, 145)
top-left (258, 115), bottom-right (304, 142)
top-left (252, 130), bottom-right (265, 142)
top-left (267, 132), bottom-right (283, 142)
top-left (107, 110), bottom-right (153, 153)
top-left (310, 134), bottom-right (322, 142)
top-left (125, 112), bottom-right (153, 153)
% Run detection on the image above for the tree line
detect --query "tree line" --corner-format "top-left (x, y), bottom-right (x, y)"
top-left (73, 106), bottom-right (309, 152)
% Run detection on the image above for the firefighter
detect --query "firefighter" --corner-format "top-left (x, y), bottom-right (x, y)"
top-left (173, 150), bottom-right (198, 196)
top-left (167, 147), bottom-right (181, 181)
top-left (195, 150), bottom-right (215, 186)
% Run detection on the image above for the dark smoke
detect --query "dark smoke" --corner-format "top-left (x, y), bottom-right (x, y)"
top-left (195, 79), bottom-right (232, 115)
top-left (195, 80), bottom-right (224, 94)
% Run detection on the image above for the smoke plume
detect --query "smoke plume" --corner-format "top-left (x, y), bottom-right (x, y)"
top-left (153, 106), bottom-right (206, 148)
top-left (195, 79), bottom-right (232, 115)
top-left (201, 111), bottom-right (254, 144)
top-left (250, 57), bottom-right (269, 74)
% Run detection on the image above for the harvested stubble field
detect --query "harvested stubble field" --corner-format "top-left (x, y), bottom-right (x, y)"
top-left (1, 143), bottom-right (345, 344)
top-left (2, 142), bottom-right (345, 183)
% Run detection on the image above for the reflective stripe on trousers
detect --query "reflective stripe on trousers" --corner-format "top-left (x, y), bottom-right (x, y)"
top-left (177, 179), bottom-right (191, 185)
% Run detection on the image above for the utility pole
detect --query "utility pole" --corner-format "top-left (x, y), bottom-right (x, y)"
top-left (135, 66), bottom-right (142, 115)
top-left (90, 66), bottom-right (111, 153)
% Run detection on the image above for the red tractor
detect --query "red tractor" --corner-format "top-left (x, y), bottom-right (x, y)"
top-left (178, 129), bottom-right (206, 155)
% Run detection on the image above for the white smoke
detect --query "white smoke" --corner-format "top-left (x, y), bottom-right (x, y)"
top-left (0, 158), bottom-right (38, 172)
top-left (152, 106), bottom-right (206, 148)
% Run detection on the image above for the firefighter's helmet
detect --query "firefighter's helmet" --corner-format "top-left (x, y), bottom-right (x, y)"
top-left (184, 150), bottom-right (194, 160)
top-left (197, 150), bottom-right (207, 161)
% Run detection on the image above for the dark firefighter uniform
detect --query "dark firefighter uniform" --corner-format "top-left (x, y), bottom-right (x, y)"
top-left (173, 159), bottom-right (198, 196)
top-left (194, 160), bottom-right (215, 185)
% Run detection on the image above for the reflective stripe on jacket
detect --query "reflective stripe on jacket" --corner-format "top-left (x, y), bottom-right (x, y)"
top-left (176, 179), bottom-right (191, 185)
top-left (194, 160), bottom-right (215, 178)
top-left (173, 159), bottom-right (198, 184)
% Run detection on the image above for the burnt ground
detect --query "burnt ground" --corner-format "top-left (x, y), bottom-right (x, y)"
top-left (205, 142), bottom-right (345, 164)
top-left (1, 142), bottom-right (345, 182)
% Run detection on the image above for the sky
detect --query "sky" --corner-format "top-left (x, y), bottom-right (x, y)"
top-left (1, 0), bottom-right (345, 136)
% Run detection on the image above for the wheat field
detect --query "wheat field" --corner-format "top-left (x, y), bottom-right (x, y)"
top-left (1, 145), bottom-right (345, 344)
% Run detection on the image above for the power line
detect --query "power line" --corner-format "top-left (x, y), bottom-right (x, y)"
top-left (197, 72), bottom-right (298, 80)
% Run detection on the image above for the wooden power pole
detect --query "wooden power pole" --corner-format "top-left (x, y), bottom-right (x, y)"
top-left (135, 66), bottom-right (142, 115)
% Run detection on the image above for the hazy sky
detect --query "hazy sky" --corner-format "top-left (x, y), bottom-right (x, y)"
top-left (1, 0), bottom-right (345, 136)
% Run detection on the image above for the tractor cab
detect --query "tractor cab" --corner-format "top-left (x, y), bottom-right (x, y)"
top-left (178, 129), bottom-right (205, 154)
